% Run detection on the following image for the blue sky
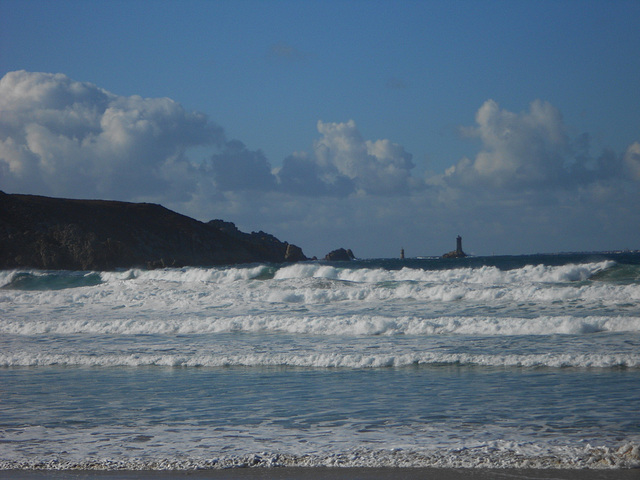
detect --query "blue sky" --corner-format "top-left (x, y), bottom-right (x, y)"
top-left (1, 0), bottom-right (639, 258)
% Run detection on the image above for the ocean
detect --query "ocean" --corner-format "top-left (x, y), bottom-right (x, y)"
top-left (1, 252), bottom-right (639, 473)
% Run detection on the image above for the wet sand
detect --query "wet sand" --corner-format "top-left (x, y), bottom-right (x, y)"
top-left (1, 468), bottom-right (637, 480)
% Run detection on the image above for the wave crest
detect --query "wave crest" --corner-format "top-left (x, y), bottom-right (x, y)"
top-left (2, 349), bottom-right (639, 369)
top-left (2, 314), bottom-right (639, 337)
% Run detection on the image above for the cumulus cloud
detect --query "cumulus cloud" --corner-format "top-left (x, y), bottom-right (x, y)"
top-left (0, 71), bottom-right (421, 203)
top-left (278, 120), bottom-right (417, 196)
top-left (444, 99), bottom-right (572, 188)
top-left (443, 99), bottom-right (639, 196)
top-left (1, 70), bottom-right (637, 257)
top-left (0, 70), bottom-right (224, 201)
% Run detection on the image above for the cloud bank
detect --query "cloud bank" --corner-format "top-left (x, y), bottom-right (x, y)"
top-left (0, 71), bottom-right (223, 201)
top-left (1, 71), bottom-right (638, 256)
top-left (444, 99), bottom-right (628, 191)
top-left (0, 71), bottom-right (417, 200)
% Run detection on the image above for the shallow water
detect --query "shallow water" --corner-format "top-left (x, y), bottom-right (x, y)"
top-left (1, 252), bottom-right (639, 470)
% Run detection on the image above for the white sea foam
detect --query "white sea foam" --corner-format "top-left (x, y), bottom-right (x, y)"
top-left (2, 349), bottom-right (639, 368)
top-left (3, 447), bottom-right (639, 470)
top-left (43, 259), bottom-right (610, 288)
top-left (1, 422), bottom-right (638, 470)
top-left (0, 269), bottom-right (18, 288)
top-left (2, 314), bottom-right (639, 337)
top-left (3, 263), bottom-right (638, 316)
top-left (2, 260), bottom-right (639, 372)
top-left (273, 261), bottom-right (615, 284)
top-left (100, 264), bottom-right (273, 284)
top-left (0, 260), bottom-right (619, 291)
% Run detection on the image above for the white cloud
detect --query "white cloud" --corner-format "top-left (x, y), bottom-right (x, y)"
top-left (278, 120), bottom-right (417, 196)
top-left (443, 99), bottom-right (640, 201)
top-left (0, 71), bottom-right (421, 202)
top-left (445, 99), bottom-right (571, 189)
top-left (0, 70), bottom-right (223, 201)
top-left (1, 70), bottom-right (637, 257)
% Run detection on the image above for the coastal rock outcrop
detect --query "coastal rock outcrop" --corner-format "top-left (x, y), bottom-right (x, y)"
top-left (284, 244), bottom-right (306, 262)
top-left (0, 192), bottom-right (308, 270)
top-left (324, 248), bottom-right (356, 261)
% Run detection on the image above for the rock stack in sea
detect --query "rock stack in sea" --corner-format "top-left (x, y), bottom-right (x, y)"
top-left (324, 248), bottom-right (356, 261)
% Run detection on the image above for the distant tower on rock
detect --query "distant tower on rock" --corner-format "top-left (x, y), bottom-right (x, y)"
top-left (442, 235), bottom-right (467, 258)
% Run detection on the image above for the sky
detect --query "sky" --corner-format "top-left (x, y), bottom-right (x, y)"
top-left (1, 0), bottom-right (639, 258)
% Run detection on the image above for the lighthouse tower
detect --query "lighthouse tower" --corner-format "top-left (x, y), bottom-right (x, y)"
top-left (442, 235), bottom-right (467, 258)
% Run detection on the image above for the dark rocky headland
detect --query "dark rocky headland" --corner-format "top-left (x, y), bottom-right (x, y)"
top-left (0, 192), bottom-right (308, 270)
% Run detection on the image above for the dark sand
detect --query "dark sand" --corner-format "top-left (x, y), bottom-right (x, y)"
top-left (1, 468), bottom-right (637, 480)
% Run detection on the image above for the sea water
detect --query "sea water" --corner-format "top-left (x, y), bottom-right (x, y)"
top-left (1, 252), bottom-right (639, 470)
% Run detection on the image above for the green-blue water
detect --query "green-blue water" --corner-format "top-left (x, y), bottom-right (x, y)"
top-left (1, 252), bottom-right (639, 469)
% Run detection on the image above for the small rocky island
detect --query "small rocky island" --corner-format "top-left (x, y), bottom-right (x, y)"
top-left (0, 191), bottom-right (308, 270)
top-left (324, 248), bottom-right (356, 261)
top-left (442, 235), bottom-right (467, 258)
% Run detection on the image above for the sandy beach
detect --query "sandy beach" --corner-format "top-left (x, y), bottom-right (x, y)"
top-left (1, 468), bottom-right (638, 480)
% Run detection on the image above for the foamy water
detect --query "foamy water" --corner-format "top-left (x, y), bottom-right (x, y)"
top-left (1, 253), bottom-right (639, 470)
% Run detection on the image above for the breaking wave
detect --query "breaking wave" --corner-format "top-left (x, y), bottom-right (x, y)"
top-left (2, 314), bottom-right (638, 337)
top-left (0, 260), bottom-right (621, 290)
top-left (2, 350), bottom-right (639, 369)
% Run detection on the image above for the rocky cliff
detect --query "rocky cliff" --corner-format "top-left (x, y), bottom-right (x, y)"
top-left (0, 192), bottom-right (307, 270)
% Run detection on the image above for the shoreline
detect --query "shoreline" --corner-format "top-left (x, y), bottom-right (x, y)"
top-left (1, 467), bottom-right (639, 480)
